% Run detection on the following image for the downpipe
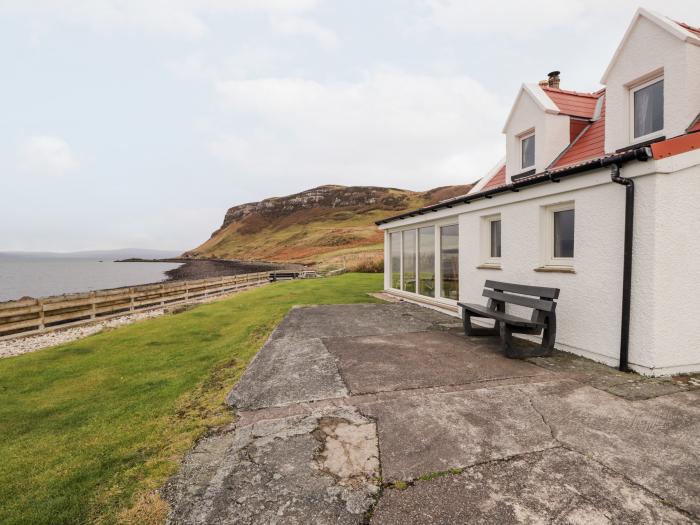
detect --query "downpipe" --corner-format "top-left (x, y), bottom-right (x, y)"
top-left (609, 163), bottom-right (634, 372)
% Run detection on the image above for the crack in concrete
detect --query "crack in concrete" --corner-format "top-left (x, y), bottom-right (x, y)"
top-left (522, 391), bottom-right (699, 522)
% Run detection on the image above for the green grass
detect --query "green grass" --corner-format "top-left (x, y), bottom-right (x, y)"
top-left (0, 274), bottom-right (383, 525)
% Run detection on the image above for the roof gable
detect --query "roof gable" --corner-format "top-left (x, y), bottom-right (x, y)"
top-left (601, 8), bottom-right (700, 84)
top-left (501, 83), bottom-right (559, 133)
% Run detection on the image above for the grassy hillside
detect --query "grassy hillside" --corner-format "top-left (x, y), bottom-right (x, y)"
top-left (186, 185), bottom-right (471, 269)
top-left (0, 274), bottom-right (383, 525)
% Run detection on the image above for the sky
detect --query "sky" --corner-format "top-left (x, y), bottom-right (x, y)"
top-left (1, 0), bottom-right (698, 252)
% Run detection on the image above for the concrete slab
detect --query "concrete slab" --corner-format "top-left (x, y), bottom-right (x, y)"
top-left (356, 382), bottom-right (559, 481)
top-left (371, 448), bottom-right (694, 524)
top-left (167, 303), bottom-right (700, 524)
top-left (227, 337), bottom-right (347, 410)
top-left (527, 350), bottom-right (699, 400)
top-left (325, 331), bottom-right (552, 395)
top-left (269, 303), bottom-right (449, 341)
top-left (528, 384), bottom-right (700, 516)
top-left (164, 407), bottom-right (379, 525)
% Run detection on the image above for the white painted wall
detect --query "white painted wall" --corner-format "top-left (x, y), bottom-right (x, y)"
top-left (504, 89), bottom-right (570, 181)
top-left (381, 151), bottom-right (700, 376)
top-left (648, 152), bottom-right (700, 374)
top-left (604, 16), bottom-right (700, 152)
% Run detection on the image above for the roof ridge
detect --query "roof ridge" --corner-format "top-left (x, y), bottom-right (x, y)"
top-left (541, 86), bottom-right (600, 98)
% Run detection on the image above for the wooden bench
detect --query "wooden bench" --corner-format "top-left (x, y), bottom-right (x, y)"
top-left (458, 280), bottom-right (560, 358)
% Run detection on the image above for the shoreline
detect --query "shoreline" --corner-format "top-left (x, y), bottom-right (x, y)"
top-left (116, 258), bottom-right (303, 282)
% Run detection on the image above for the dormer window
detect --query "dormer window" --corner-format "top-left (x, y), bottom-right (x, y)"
top-left (631, 77), bottom-right (663, 141)
top-left (520, 132), bottom-right (535, 170)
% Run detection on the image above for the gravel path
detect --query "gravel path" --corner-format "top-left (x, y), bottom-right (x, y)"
top-left (0, 309), bottom-right (165, 359)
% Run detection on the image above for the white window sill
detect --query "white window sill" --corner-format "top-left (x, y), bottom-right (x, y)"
top-left (534, 265), bottom-right (576, 274)
top-left (476, 262), bottom-right (502, 270)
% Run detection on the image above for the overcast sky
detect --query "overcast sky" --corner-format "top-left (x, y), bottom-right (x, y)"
top-left (1, 0), bottom-right (698, 252)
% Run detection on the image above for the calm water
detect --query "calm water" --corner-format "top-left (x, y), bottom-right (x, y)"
top-left (0, 258), bottom-right (183, 301)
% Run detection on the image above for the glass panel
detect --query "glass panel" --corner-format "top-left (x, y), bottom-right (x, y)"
top-left (402, 230), bottom-right (416, 293)
top-left (440, 225), bottom-right (459, 300)
top-left (553, 209), bottom-right (575, 258)
top-left (521, 135), bottom-right (535, 168)
top-left (390, 232), bottom-right (401, 289)
top-left (490, 220), bottom-right (501, 258)
top-left (634, 79), bottom-right (663, 138)
top-left (418, 227), bottom-right (435, 297)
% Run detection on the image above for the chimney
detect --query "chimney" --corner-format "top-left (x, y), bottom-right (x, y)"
top-left (547, 70), bottom-right (561, 89)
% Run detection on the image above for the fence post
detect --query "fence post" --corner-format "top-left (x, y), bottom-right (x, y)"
top-left (90, 292), bottom-right (97, 319)
top-left (130, 289), bottom-right (135, 313)
top-left (38, 299), bottom-right (45, 331)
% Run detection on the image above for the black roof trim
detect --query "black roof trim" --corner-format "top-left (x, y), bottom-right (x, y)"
top-left (376, 147), bottom-right (652, 226)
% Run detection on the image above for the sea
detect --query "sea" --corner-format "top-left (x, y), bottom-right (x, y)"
top-left (0, 256), bottom-right (183, 302)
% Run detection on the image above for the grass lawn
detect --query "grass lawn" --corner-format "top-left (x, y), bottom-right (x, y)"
top-left (0, 273), bottom-right (383, 525)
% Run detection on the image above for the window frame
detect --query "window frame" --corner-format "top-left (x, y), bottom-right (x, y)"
top-left (389, 231), bottom-right (402, 290)
top-left (384, 218), bottom-right (459, 305)
top-left (541, 201), bottom-right (575, 269)
top-left (519, 130), bottom-right (535, 171)
top-left (438, 223), bottom-right (460, 301)
top-left (479, 213), bottom-right (502, 269)
top-left (629, 74), bottom-right (664, 144)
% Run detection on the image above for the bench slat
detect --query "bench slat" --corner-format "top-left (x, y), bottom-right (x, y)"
top-left (459, 303), bottom-right (544, 328)
top-left (484, 280), bottom-right (559, 299)
top-left (482, 289), bottom-right (556, 312)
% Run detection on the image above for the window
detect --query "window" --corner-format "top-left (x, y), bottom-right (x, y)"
top-left (540, 202), bottom-right (575, 269)
top-left (402, 229), bottom-right (416, 293)
top-left (553, 209), bottom-right (575, 258)
top-left (390, 232), bottom-right (401, 289)
top-left (632, 77), bottom-right (663, 140)
top-left (479, 214), bottom-right (502, 269)
top-left (440, 224), bottom-right (459, 300)
top-left (418, 227), bottom-right (435, 297)
top-left (521, 133), bottom-right (535, 169)
top-left (490, 220), bottom-right (502, 258)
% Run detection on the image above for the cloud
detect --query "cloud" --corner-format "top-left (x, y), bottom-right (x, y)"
top-left (18, 136), bottom-right (80, 177)
top-left (269, 15), bottom-right (338, 49)
top-left (208, 70), bottom-right (507, 192)
top-left (1, 0), bottom-right (334, 43)
top-left (416, 0), bottom-right (700, 38)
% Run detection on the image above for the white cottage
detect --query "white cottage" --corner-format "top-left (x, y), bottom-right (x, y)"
top-left (377, 8), bottom-right (700, 376)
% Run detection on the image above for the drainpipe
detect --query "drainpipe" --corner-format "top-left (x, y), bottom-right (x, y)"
top-left (609, 162), bottom-right (634, 372)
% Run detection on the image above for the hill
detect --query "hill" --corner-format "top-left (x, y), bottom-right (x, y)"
top-left (185, 184), bottom-right (471, 269)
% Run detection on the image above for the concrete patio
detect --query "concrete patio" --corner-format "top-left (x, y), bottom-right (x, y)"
top-left (164, 302), bottom-right (700, 524)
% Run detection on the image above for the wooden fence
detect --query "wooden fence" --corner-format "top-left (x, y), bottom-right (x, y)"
top-left (0, 272), bottom-right (270, 340)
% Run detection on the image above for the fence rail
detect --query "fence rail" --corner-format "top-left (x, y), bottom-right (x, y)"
top-left (0, 272), bottom-right (270, 340)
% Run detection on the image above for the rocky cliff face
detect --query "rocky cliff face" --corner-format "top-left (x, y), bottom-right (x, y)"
top-left (217, 185), bottom-right (415, 232)
top-left (186, 184), bottom-right (472, 265)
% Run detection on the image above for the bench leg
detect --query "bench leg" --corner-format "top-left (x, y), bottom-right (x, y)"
top-left (463, 312), bottom-right (500, 337)
top-left (539, 315), bottom-right (556, 356)
top-left (500, 324), bottom-right (519, 358)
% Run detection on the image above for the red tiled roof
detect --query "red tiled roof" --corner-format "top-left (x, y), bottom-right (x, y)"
top-left (541, 87), bottom-right (600, 119)
top-left (550, 96), bottom-right (606, 170)
top-left (676, 21), bottom-right (700, 38)
top-left (483, 164), bottom-right (506, 190)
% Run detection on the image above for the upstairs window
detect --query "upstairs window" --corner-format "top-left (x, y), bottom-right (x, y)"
top-left (521, 133), bottom-right (535, 169)
top-left (632, 77), bottom-right (663, 140)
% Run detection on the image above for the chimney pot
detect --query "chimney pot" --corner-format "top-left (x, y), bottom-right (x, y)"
top-left (547, 70), bottom-right (561, 89)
